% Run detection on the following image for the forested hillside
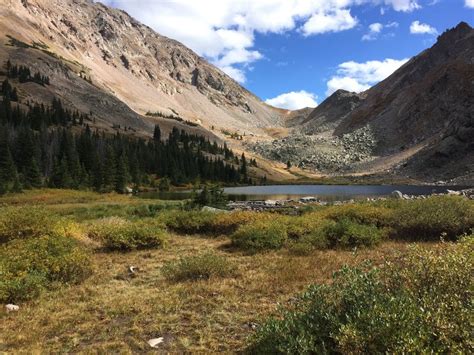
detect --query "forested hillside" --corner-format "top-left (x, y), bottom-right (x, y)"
top-left (0, 72), bottom-right (253, 194)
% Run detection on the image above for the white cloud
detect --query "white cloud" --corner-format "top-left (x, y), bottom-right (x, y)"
top-left (301, 9), bottom-right (358, 36)
top-left (362, 22), bottom-right (383, 41)
top-left (101, 0), bottom-right (422, 83)
top-left (265, 91), bottom-right (318, 110)
top-left (383, 0), bottom-right (420, 12)
top-left (410, 21), bottom-right (438, 35)
top-left (465, 0), bottom-right (474, 8)
top-left (362, 21), bottom-right (399, 41)
top-left (326, 58), bottom-right (409, 96)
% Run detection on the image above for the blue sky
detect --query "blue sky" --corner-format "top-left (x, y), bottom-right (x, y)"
top-left (102, 0), bottom-right (473, 109)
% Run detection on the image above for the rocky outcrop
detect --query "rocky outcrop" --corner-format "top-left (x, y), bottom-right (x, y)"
top-left (0, 0), bottom-right (282, 135)
top-left (301, 89), bottom-right (365, 134)
top-left (255, 22), bottom-right (474, 182)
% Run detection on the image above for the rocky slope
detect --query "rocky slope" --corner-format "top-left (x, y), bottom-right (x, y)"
top-left (0, 0), bottom-right (281, 137)
top-left (251, 22), bottom-right (474, 182)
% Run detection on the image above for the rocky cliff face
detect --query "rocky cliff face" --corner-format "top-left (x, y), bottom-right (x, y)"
top-left (251, 22), bottom-right (474, 182)
top-left (0, 0), bottom-right (281, 135)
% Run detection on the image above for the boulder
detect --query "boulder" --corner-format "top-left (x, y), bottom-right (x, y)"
top-left (391, 190), bottom-right (404, 199)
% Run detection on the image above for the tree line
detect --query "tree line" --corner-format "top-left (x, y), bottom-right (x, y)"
top-left (5, 60), bottom-right (50, 86)
top-left (0, 76), bottom-right (253, 194)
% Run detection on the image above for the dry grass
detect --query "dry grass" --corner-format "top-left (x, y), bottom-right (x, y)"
top-left (0, 189), bottom-right (443, 352)
top-left (0, 233), bottom-right (433, 352)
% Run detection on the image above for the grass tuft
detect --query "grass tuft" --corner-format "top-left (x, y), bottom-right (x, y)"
top-left (162, 251), bottom-right (236, 281)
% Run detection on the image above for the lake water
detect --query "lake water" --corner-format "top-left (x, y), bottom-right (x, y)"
top-left (139, 184), bottom-right (468, 202)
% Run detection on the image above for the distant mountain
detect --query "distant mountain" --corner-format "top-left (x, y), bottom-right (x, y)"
top-left (0, 0), bottom-right (281, 138)
top-left (300, 22), bottom-right (474, 182)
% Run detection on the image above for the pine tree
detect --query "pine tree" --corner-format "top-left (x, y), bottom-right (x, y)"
top-left (102, 145), bottom-right (116, 191)
top-left (24, 156), bottom-right (42, 188)
top-left (114, 155), bottom-right (129, 193)
top-left (0, 130), bottom-right (20, 194)
top-left (153, 124), bottom-right (161, 143)
top-left (240, 153), bottom-right (247, 178)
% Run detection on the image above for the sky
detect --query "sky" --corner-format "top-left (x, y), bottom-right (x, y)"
top-left (101, 0), bottom-right (473, 110)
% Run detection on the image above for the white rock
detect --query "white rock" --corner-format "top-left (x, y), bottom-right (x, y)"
top-left (6, 304), bottom-right (19, 312)
top-left (148, 337), bottom-right (164, 348)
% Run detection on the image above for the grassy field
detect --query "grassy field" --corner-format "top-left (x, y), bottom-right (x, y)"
top-left (0, 189), bottom-right (472, 352)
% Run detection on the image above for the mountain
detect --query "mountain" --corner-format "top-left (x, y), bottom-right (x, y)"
top-left (252, 22), bottom-right (473, 183)
top-left (0, 0), bottom-right (281, 138)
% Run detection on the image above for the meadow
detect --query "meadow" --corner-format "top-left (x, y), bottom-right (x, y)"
top-left (0, 189), bottom-right (472, 352)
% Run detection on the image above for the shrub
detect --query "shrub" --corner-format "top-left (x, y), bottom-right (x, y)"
top-left (88, 217), bottom-right (167, 251)
top-left (162, 251), bottom-right (235, 281)
top-left (0, 206), bottom-right (77, 243)
top-left (323, 218), bottom-right (385, 248)
top-left (322, 203), bottom-right (393, 227)
top-left (160, 210), bottom-right (218, 235)
top-left (389, 196), bottom-right (474, 241)
top-left (231, 220), bottom-right (287, 253)
top-left (248, 236), bottom-right (473, 354)
top-left (211, 211), bottom-right (272, 235)
top-left (0, 234), bottom-right (93, 303)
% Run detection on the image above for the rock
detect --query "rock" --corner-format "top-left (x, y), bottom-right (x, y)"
top-left (391, 190), bottom-right (404, 199)
top-left (5, 304), bottom-right (19, 312)
top-left (201, 206), bottom-right (227, 213)
top-left (447, 189), bottom-right (461, 196)
top-left (128, 266), bottom-right (139, 274)
top-left (148, 337), bottom-right (164, 348)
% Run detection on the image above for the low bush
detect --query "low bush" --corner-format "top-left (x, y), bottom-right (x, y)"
top-left (162, 251), bottom-right (235, 281)
top-left (210, 211), bottom-right (271, 235)
top-left (323, 218), bottom-right (385, 248)
top-left (231, 220), bottom-right (287, 253)
top-left (248, 236), bottom-right (473, 354)
top-left (159, 210), bottom-right (218, 235)
top-left (0, 206), bottom-right (78, 243)
top-left (88, 217), bottom-right (167, 251)
top-left (389, 196), bottom-right (474, 241)
top-left (322, 203), bottom-right (393, 227)
top-left (0, 234), bottom-right (93, 303)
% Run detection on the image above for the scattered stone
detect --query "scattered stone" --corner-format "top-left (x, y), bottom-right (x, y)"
top-left (5, 304), bottom-right (19, 312)
top-left (201, 206), bottom-right (227, 213)
top-left (391, 190), bottom-right (404, 199)
top-left (148, 337), bottom-right (164, 348)
top-left (128, 266), bottom-right (139, 275)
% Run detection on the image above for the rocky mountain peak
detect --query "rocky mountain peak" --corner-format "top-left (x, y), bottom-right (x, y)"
top-left (1, 0), bottom-right (281, 133)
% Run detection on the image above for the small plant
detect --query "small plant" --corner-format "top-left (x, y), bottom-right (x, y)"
top-left (322, 203), bottom-right (393, 227)
top-left (160, 210), bottom-right (218, 235)
top-left (323, 218), bottom-right (385, 248)
top-left (88, 217), bottom-right (167, 251)
top-left (389, 196), bottom-right (474, 241)
top-left (0, 206), bottom-right (78, 243)
top-left (0, 234), bottom-right (93, 303)
top-left (162, 251), bottom-right (235, 282)
top-left (231, 220), bottom-right (287, 253)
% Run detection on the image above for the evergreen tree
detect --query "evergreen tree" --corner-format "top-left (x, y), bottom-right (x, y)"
top-left (153, 124), bottom-right (161, 143)
top-left (0, 130), bottom-right (20, 194)
top-left (114, 155), bottom-right (129, 193)
top-left (240, 153), bottom-right (247, 178)
top-left (24, 157), bottom-right (42, 188)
